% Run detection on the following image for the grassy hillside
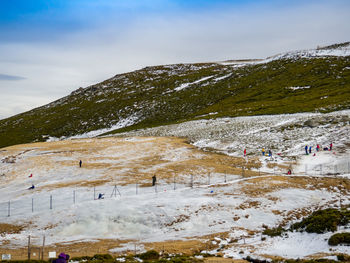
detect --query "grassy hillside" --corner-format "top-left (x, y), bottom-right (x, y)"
top-left (0, 55), bottom-right (349, 148)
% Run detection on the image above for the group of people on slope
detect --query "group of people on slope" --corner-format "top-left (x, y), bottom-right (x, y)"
top-left (243, 148), bottom-right (272, 157)
top-left (304, 143), bottom-right (333, 155)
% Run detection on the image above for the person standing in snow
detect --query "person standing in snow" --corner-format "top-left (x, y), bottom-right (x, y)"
top-left (268, 150), bottom-right (272, 157)
top-left (244, 149), bottom-right (247, 157)
top-left (305, 145), bottom-right (308, 155)
top-left (309, 146), bottom-right (312, 154)
top-left (262, 148), bottom-right (265, 156)
top-left (152, 175), bottom-right (157, 186)
top-left (330, 143), bottom-right (333, 151)
top-left (79, 160), bottom-right (82, 168)
top-left (316, 144), bottom-right (320, 152)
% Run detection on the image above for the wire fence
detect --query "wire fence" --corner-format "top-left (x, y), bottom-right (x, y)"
top-left (1, 159), bottom-right (349, 218)
top-left (302, 159), bottom-right (350, 176)
top-left (0, 172), bottom-right (242, 218)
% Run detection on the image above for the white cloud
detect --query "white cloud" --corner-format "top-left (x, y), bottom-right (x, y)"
top-left (0, 1), bottom-right (349, 119)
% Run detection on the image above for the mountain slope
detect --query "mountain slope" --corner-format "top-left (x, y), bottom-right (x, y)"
top-left (0, 43), bottom-right (350, 148)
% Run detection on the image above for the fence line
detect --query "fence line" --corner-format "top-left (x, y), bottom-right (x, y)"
top-left (1, 160), bottom-right (349, 218)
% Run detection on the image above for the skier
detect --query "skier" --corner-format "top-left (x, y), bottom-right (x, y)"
top-left (305, 145), bottom-right (308, 155)
top-left (28, 184), bottom-right (35, 190)
top-left (309, 146), bottom-right (312, 154)
top-left (268, 150), bottom-right (272, 157)
top-left (244, 149), bottom-right (246, 157)
top-left (262, 148), bottom-right (265, 156)
top-left (79, 160), bottom-right (82, 168)
top-left (152, 175), bottom-right (157, 186)
top-left (316, 144), bottom-right (320, 152)
top-left (330, 143), bottom-right (333, 151)
top-left (98, 193), bottom-right (104, 199)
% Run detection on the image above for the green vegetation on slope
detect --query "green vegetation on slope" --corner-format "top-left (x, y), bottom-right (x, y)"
top-left (290, 208), bottom-right (350, 234)
top-left (0, 55), bottom-right (349, 148)
top-left (328, 232), bottom-right (350, 246)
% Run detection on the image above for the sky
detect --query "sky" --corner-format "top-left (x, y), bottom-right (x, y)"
top-left (0, 0), bottom-right (349, 119)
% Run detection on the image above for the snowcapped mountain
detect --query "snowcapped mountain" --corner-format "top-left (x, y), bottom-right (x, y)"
top-left (266, 42), bottom-right (350, 61)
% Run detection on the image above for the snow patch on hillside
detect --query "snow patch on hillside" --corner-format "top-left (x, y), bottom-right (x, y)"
top-left (174, 76), bottom-right (213, 91)
top-left (59, 113), bottom-right (141, 140)
top-left (286, 86), bottom-right (311, 91)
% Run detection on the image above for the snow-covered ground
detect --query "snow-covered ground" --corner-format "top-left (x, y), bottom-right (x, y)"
top-left (219, 42), bottom-right (350, 66)
top-left (119, 110), bottom-right (350, 173)
top-left (1, 110), bottom-right (350, 260)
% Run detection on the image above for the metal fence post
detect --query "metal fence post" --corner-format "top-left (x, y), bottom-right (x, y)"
top-left (8, 200), bottom-right (10, 217)
top-left (173, 176), bottom-right (176, 190)
top-left (50, 195), bottom-right (52, 210)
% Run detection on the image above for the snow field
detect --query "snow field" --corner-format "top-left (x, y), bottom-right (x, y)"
top-left (1, 110), bottom-right (350, 259)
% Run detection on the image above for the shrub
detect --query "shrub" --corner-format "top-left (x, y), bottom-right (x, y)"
top-left (138, 250), bottom-right (160, 260)
top-left (290, 208), bottom-right (350, 234)
top-left (71, 254), bottom-right (114, 263)
top-left (328, 232), bottom-right (350, 246)
top-left (262, 226), bottom-right (285, 237)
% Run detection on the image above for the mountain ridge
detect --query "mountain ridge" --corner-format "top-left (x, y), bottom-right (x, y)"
top-left (0, 42), bottom-right (349, 148)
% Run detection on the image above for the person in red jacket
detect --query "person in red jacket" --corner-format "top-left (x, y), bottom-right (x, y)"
top-left (244, 149), bottom-right (246, 157)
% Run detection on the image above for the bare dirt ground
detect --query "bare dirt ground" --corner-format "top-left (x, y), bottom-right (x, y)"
top-left (0, 136), bottom-right (261, 189)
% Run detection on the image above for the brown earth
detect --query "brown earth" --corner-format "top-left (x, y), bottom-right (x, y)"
top-left (0, 136), bottom-right (262, 190)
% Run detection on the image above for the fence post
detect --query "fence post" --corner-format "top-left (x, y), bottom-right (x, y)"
top-left (136, 183), bottom-right (138, 195)
top-left (28, 235), bottom-right (31, 260)
top-left (73, 190), bottom-right (76, 204)
top-left (32, 198), bottom-right (34, 213)
top-left (8, 200), bottom-right (10, 217)
top-left (42, 235), bottom-right (45, 261)
top-left (320, 164), bottom-right (322, 176)
top-left (224, 173), bottom-right (227, 183)
top-left (190, 174), bottom-right (193, 188)
top-left (173, 176), bottom-right (176, 190)
top-left (50, 195), bottom-right (52, 210)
